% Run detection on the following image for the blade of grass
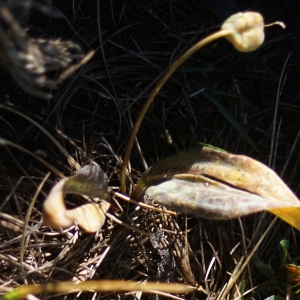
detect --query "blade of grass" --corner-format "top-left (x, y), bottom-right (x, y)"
top-left (0, 280), bottom-right (193, 300)
top-left (202, 91), bottom-right (258, 151)
top-left (20, 173), bottom-right (50, 281)
top-left (0, 138), bottom-right (64, 178)
top-left (0, 104), bottom-right (80, 170)
top-left (217, 217), bottom-right (277, 300)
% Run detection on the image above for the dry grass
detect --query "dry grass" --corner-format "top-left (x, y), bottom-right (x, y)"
top-left (0, 0), bottom-right (300, 299)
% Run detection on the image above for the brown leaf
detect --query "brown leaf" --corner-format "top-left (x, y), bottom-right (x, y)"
top-left (43, 165), bottom-right (110, 232)
top-left (66, 202), bottom-right (110, 233)
top-left (132, 146), bottom-right (300, 230)
top-left (282, 264), bottom-right (300, 284)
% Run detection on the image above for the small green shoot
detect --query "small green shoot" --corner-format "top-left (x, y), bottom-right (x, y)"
top-left (253, 239), bottom-right (300, 299)
top-left (253, 254), bottom-right (286, 295)
top-left (280, 239), bottom-right (290, 265)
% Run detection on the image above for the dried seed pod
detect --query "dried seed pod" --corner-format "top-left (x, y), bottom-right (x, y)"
top-left (221, 12), bottom-right (265, 52)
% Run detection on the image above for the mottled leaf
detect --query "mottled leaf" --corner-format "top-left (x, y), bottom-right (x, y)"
top-left (43, 165), bottom-right (110, 232)
top-left (132, 146), bottom-right (300, 230)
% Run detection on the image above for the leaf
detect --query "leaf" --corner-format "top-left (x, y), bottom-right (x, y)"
top-left (253, 253), bottom-right (275, 281)
top-left (264, 296), bottom-right (285, 300)
top-left (132, 146), bottom-right (300, 230)
top-left (280, 240), bottom-right (289, 264)
top-left (43, 165), bottom-right (110, 233)
top-left (202, 91), bottom-right (258, 151)
top-left (283, 264), bottom-right (300, 293)
top-left (283, 264), bottom-right (300, 276)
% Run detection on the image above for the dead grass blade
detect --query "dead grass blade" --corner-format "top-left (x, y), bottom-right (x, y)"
top-left (0, 138), bottom-right (64, 178)
top-left (217, 217), bottom-right (277, 300)
top-left (0, 104), bottom-right (80, 170)
top-left (1, 280), bottom-right (193, 300)
top-left (20, 173), bottom-right (50, 281)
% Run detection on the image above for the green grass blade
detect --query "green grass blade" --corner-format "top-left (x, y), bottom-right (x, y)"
top-left (253, 253), bottom-right (275, 281)
top-left (202, 91), bottom-right (258, 151)
top-left (280, 239), bottom-right (289, 264)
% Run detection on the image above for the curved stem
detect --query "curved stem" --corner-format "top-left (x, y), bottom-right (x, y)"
top-left (121, 29), bottom-right (232, 193)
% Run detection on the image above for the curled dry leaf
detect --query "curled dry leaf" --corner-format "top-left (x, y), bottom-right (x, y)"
top-left (43, 165), bottom-right (110, 233)
top-left (283, 264), bottom-right (300, 284)
top-left (132, 146), bottom-right (300, 230)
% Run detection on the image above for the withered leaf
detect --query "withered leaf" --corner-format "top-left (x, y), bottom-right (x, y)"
top-left (283, 264), bottom-right (300, 284)
top-left (43, 165), bottom-right (110, 233)
top-left (132, 146), bottom-right (300, 230)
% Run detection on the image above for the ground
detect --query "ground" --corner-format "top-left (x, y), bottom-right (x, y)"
top-left (0, 0), bottom-right (300, 299)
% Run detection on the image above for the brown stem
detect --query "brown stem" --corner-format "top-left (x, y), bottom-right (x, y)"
top-left (120, 29), bottom-right (232, 193)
